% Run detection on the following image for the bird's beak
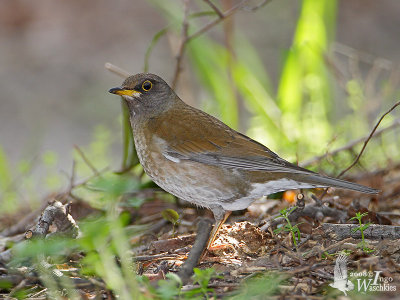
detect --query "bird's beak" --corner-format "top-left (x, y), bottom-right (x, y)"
top-left (109, 87), bottom-right (141, 97)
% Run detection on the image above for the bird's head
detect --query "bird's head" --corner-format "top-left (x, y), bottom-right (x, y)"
top-left (109, 73), bottom-right (177, 118)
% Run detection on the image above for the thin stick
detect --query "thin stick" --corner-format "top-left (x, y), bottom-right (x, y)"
top-left (337, 101), bottom-right (400, 178)
top-left (104, 62), bottom-right (131, 78)
top-left (68, 160), bottom-right (76, 192)
top-left (172, 0), bottom-right (271, 88)
top-left (333, 42), bottom-right (393, 70)
top-left (202, 0), bottom-right (224, 18)
top-left (171, 0), bottom-right (190, 89)
top-left (73, 145), bottom-right (100, 176)
top-left (70, 166), bottom-right (109, 189)
top-left (186, 0), bottom-right (248, 43)
top-left (300, 117), bottom-right (400, 167)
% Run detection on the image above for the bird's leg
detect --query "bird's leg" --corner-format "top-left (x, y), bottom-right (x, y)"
top-left (207, 207), bottom-right (231, 249)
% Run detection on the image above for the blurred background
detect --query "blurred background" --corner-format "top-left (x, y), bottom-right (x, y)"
top-left (1, 0), bottom-right (399, 211)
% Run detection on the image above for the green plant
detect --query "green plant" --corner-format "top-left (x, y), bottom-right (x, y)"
top-left (190, 268), bottom-right (219, 299)
top-left (350, 212), bottom-right (373, 253)
top-left (161, 208), bottom-right (180, 237)
top-left (273, 207), bottom-right (302, 247)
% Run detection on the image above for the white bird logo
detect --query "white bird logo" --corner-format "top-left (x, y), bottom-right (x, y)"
top-left (329, 254), bottom-right (354, 295)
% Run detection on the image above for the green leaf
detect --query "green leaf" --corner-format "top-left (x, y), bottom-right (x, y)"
top-left (361, 223), bottom-right (371, 231)
top-left (161, 209), bottom-right (180, 225)
top-left (273, 227), bottom-right (284, 234)
top-left (192, 268), bottom-right (217, 290)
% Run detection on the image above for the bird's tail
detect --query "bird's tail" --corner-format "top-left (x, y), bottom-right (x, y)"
top-left (301, 173), bottom-right (379, 194)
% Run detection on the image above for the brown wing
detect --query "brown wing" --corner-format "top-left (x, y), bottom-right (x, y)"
top-left (150, 104), bottom-right (313, 175)
top-left (146, 102), bottom-right (379, 195)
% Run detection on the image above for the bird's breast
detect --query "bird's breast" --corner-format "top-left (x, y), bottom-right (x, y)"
top-left (131, 129), bottom-right (253, 209)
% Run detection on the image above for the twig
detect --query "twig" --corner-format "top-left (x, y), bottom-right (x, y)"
top-left (202, 0), bottom-right (224, 18)
top-left (104, 62), bottom-right (131, 78)
top-left (134, 253), bottom-right (180, 262)
top-left (69, 166), bottom-right (109, 190)
top-left (29, 287), bottom-right (48, 298)
top-left (186, 0), bottom-right (249, 43)
top-left (150, 234), bottom-right (196, 253)
top-left (322, 237), bottom-right (354, 253)
top-left (337, 101), bottom-right (400, 178)
top-left (333, 42), bottom-right (393, 71)
top-left (300, 117), bottom-right (400, 167)
top-left (73, 145), bottom-right (100, 176)
top-left (171, 0), bottom-right (271, 88)
top-left (303, 237), bottom-right (355, 259)
top-left (26, 201), bottom-right (80, 239)
top-left (68, 160), bottom-right (76, 192)
top-left (177, 218), bottom-right (213, 284)
top-left (286, 261), bottom-right (331, 275)
top-left (171, 0), bottom-right (190, 89)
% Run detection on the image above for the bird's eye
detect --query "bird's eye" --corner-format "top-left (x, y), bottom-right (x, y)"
top-left (142, 80), bottom-right (152, 91)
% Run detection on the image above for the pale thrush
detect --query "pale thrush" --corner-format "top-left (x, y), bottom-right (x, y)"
top-left (109, 73), bottom-right (379, 248)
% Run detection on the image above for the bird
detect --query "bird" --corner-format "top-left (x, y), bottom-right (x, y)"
top-left (329, 254), bottom-right (354, 296)
top-left (109, 73), bottom-right (379, 249)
